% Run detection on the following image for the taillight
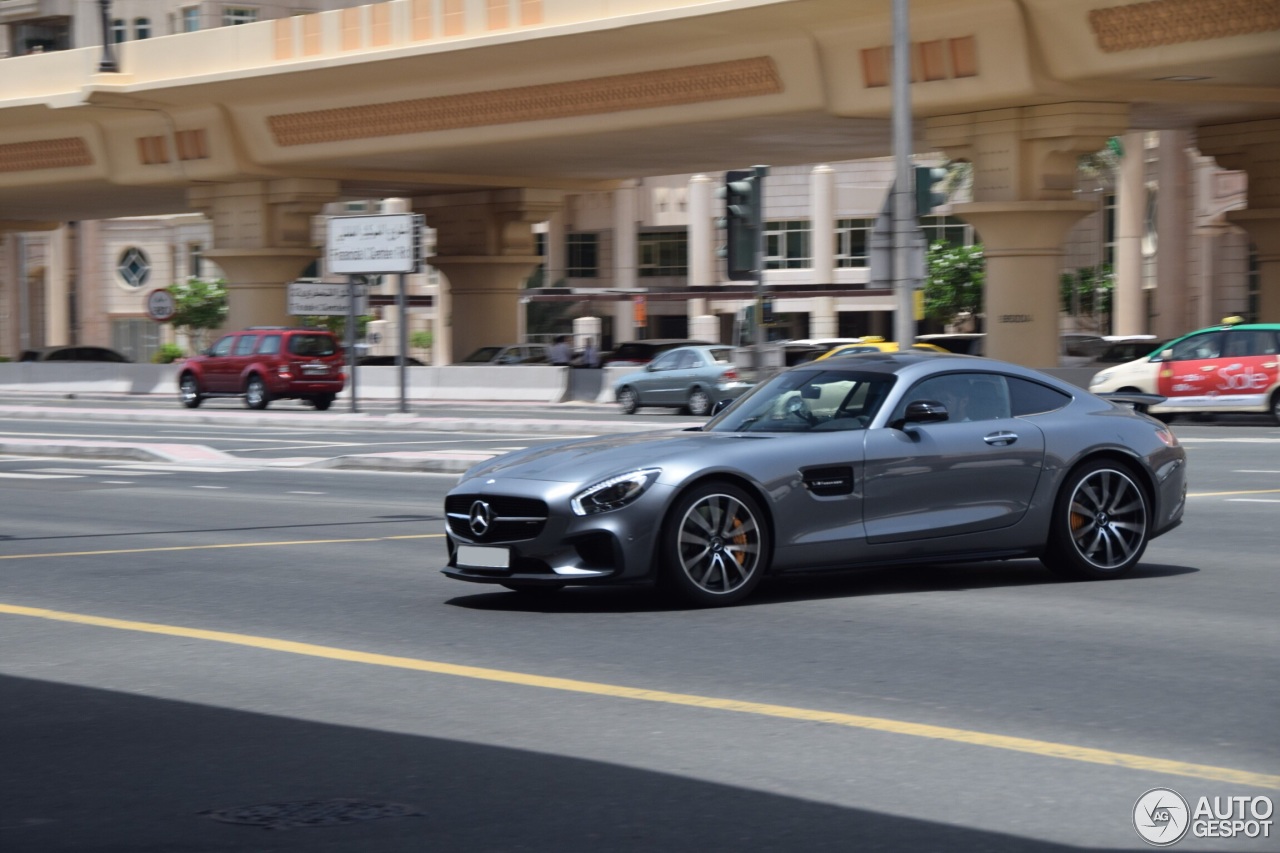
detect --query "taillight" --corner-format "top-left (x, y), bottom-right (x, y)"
top-left (1155, 426), bottom-right (1179, 447)
top-left (722, 367), bottom-right (740, 382)
top-left (278, 364), bottom-right (293, 378)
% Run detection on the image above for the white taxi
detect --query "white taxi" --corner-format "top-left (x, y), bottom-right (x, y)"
top-left (1089, 319), bottom-right (1280, 424)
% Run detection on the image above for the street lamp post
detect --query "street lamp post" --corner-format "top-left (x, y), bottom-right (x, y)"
top-left (98, 0), bottom-right (118, 72)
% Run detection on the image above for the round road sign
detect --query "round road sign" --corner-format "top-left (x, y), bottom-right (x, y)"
top-left (146, 288), bottom-right (176, 322)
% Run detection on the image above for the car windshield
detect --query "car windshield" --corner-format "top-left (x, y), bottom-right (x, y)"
top-left (707, 369), bottom-right (894, 433)
top-left (460, 347), bottom-right (503, 363)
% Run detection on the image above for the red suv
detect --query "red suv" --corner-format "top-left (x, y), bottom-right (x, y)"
top-left (178, 327), bottom-right (346, 410)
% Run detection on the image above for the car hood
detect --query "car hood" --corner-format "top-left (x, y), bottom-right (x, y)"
top-left (460, 429), bottom-right (737, 484)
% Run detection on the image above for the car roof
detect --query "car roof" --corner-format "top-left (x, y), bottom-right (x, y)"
top-left (786, 350), bottom-right (1078, 389)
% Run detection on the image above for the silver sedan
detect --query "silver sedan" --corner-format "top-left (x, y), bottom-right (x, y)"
top-left (443, 352), bottom-right (1187, 607)
top-left (612, 345), bottom-right (752, 416)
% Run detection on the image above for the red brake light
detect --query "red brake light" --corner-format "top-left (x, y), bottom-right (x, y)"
top-left (722, 367), bottom-right (740, 381)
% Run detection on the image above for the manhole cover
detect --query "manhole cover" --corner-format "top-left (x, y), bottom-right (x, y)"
top-left (202, 799), bottom-right (424, 830)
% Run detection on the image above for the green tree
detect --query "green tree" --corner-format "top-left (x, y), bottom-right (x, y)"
top-left (170, 277), bottom-right (228, 352)
top-left (923, 242), bottom-right (985, 326)
top-left (1060, 265), bottom-right (1114, 330)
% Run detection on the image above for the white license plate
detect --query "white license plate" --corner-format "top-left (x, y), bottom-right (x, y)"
top-left (456, 545), bottom-right (510, 569)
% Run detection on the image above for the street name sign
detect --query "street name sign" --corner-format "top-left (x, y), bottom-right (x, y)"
top-left (326, 214), bottom-right (422, 275)
top-left (287, 281), bottom-right (369, 316)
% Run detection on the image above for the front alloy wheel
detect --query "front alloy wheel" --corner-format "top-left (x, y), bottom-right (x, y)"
top-left (661, 482), bottom-right (769, 606)
top-left (178, 374), bottom-right (202, 409)
top-left (244, 376), bottom-right (271, 410)
top-left (1042, 461), bottom-right (1149, 579)
top-left (617, 386), bottom-right (639, 415)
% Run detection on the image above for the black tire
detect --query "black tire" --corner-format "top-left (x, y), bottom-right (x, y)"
top-left (1041, 460), bottom-right (1150, 580)
top-left (686, 388), bottom-right (712, 417)
top-left (312, 394), bottom-right (334, 411)
top-left (617, 386), bottom-right (639, 415)
top-left (178, 373), bottom-right (203, 409)
top-left (659, 481), bottom-right (770, 607)
top-left (244, 375), bottom-right (271, 410)
top-left (1271, 390), bottom-right (1280, 426)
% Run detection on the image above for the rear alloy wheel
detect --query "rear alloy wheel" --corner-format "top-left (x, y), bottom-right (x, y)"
top-left (686, 388), bottom-right (712, 417)
top-left (178, 374), bottom-right (203, 409)
top-left (244, 375), bottom-right (271, 410)
top-left (1042, 461), bottom-right (1149, 580)
top-left (617, 386), bottom-right (639, 415)
top-left (660, 481), bottom-right (769, 606)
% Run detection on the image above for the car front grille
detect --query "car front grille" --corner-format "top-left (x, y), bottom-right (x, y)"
top-left (445, 494), bottom-right (549, 542)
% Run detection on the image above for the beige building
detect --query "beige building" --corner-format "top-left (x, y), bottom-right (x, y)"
top-left (0, 0), bottom-right (1276, 365)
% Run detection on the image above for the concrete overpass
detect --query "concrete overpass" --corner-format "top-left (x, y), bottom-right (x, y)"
top-left (2, 0), bottom-right (1278, 365)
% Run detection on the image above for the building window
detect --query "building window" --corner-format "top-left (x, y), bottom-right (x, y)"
top-left (765, 220), bottom-right (810, 270)
top-left (836, 218), bottom-right (875, 268)
top-left (182, 7), bottom-right (201, 32)
top-left (117, 247), bottom-right (151, 289)
top-left (222, 7), bottom-right (258, 26)
top-left (920, 215), bottom-right (975, 248)
top-left (566, 233), bottom-right (598, 278)
top-left (188, 243), bottom-right (203, 278)
top-left (111, 18), bottom-right (127, 43)
top-left (638, 230), bottom-right (687, 277)
top-left (134, 17), bottom-right (151, 39)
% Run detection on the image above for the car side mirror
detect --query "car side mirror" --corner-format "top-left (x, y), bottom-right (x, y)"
top-left (1158, 348), bottom-right (1174, 362)
top-left (892, 399), bottom-right (949, 430)
top-left (711, 398), bottom-right (735, 416)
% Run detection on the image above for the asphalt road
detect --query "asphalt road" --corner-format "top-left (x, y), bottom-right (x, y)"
top-left (0, 404), bottom-right (1277, 852)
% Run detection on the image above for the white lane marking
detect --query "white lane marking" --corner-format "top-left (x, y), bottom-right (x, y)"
top-left (1227, 498), bottom-right (1280, 504)
top-left (192, 485), bottom-right (229, 490)
top-left (1234, 469), bottom-right (1280, 474)
top-left (287, 491), bottom-right (327, 495)
top-left (101, 481), bottom-right (134, 485)
top-left (108, 464), bottom-right (253, 473)
top-left (18, 467), bottom-right (166, 476)
top-left (0, 472), bottom-right (79, 479)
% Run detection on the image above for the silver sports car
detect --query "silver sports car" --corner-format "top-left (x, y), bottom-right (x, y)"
top-left (443, 352), bottom-right (1187, 607)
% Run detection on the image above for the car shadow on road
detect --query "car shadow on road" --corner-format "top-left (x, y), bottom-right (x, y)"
top-left (1, 674), bottom-right (1133, 853)
top-left (445, 560), bottom-right (1199, 614)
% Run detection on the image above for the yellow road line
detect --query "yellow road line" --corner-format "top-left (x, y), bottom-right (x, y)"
top-left (2, 601), bottom-right (1276, 791)
top-left (1188, 488), bottom-right (1280, 498)
top-left (0, 533), bottom-right (444, 560)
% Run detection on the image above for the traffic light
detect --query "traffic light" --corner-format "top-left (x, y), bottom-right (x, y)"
top-left (717, 169), bottom-right (760, 281)
top-left (914, 165), bottom-right (948, 217)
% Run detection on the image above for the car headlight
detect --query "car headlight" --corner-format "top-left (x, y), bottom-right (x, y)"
top-left (571, 468), bottom-right (661, 516)
top-left (1089, 370), bottom-right (1113, 388)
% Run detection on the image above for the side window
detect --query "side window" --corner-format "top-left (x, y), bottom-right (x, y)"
top-left (1170, 331), bottom-right (1222, 362)
top-left (1007, 376), bottom-right (1071, 416)
top-left (893, 373), bottom-right (1010, 423)
top-left (1224, 330), bottom-right (1271, 358)
top-left (257, 335), bottom-right (281, 356)
top-left (210, 336), bottom-right (235, 357)
top-left (676, 350), bottom-right (700, 369)
top-left (233, 335), bottom-right (259, 356)
top-left (650, 351), bottom-right (681, 371)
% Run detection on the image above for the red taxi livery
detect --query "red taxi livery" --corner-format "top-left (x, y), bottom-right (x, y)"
top-left (1090, 321), bottom-right (1280, 423)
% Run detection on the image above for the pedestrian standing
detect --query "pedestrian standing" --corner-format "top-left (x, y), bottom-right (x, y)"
top-left (549, 336), bottom-right (571, 365)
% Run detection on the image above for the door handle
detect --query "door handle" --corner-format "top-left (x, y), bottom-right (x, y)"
top-left (1263, 362), bottom-right (1278, 368)
top-left (983, 431), bottom-right (1018, 446)
top-left (1201, 365), bottom-right (1216, 371)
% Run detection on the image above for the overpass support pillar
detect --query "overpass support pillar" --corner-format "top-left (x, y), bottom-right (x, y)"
top-left (1199, 120), bottom-right (1280, 322)
top-left (189, 179), bottom-right (339, 330)
top-left (415, 189), bottom-right (563, 364)
top-left (927, 103), bottom-right (1129, 367)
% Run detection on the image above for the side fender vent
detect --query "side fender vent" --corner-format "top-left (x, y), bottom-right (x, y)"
top-left (801, 465), bottom-right (854, 496)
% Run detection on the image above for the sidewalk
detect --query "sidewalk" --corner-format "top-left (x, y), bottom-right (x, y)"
top-left (0, 398), bottom-right (693, 474)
